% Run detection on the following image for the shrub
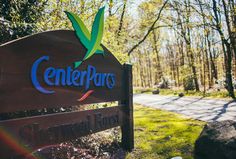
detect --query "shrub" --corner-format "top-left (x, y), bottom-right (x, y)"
top-left (183, 76), bottom-right (195, 91)
top-left (157, 77), bottom-right (170, 89)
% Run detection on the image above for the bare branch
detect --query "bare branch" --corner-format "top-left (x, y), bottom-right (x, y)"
top-left (117, 0), bottom-right (127, 37)
top-left (127, 0), bottom-right (169, 56)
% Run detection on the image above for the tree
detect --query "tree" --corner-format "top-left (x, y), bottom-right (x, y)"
top-left (0, 0), bottom-right (47, 44)
top-left (168, 0), bottom-right (200, 91)
top-left (127, 0), bottom-right (169, 56)
top-left (211, 0), bottom-right (235, 98)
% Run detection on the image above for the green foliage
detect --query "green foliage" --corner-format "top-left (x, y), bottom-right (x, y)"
top-left (103, 15), bottom-right (129, 64)
top-left (183, 76), bottom-right (195, 91)
top-left (133, 88), bottom-right (154, 94)
top-left (156, 89), bottom-right (232, 99)
top-left (134, 87), bottom-right (233, 99)
top-left (158, 88), bottom-right (180, 95)
top-left (127, 105), bottom-right (205, 159)
top-left (0, 0), bottom-right (46, 44)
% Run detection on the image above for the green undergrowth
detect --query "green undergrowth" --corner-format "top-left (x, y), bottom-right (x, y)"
top-left (158, 89), bottom-right (231, 98)
top-left (134, 87), bottom-right (232, 99)
top-left (133, 88), bottom-right (154, 94)
top-left (127, 105), bottom-right (205, 159)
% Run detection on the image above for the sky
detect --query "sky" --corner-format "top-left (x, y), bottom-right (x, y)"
top-left (127, 0), bottom-right (146, 19)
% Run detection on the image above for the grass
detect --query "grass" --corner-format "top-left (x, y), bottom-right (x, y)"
top-left (133, 88), bottom-right (154, 94)
top-left (126, 105), bottom-right (205, 159)
top-left (133, 87), bottom-right (232, 99)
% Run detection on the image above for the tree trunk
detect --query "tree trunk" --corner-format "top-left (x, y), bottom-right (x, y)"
top-left (152, 31), bottom-right (163, 83)
top-left (223, 41), bottom-right (235, 98)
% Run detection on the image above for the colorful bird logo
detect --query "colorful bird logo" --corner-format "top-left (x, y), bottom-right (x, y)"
top-left (65, 7), bottom-right (105, 68)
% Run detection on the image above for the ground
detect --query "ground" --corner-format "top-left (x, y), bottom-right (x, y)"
top-left (127, 105), bottom-right (205, 159)
top-left (134, 94), bottom-right (236, 122)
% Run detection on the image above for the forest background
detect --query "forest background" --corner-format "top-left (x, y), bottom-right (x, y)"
top-left (1, 0), bottom-right (235, 98)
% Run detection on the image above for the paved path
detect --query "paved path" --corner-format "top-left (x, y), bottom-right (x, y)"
top-left (134, 94), bottom-right (236, 122)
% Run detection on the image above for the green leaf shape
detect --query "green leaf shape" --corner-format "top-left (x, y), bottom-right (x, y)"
top-left (74, 61), bottom-right (82, 68)
top-left (83, 7), bottom-right (105, 60)
top-left (95, 49), bottom-right (104, 54)
top-left (65, 11), bottom-right (104, 53)
top-left (65, 11), bottom-right (91, 48)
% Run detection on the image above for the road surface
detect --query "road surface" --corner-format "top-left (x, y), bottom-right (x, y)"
top-left (133, 94), bottom-right (236, 122)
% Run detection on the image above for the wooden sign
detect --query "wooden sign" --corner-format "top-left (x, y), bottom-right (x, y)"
top-left (0, 30), bottom-right (124, 113)
top-left (0, 7), bottom-right (134, 158)
top-left (0, 106), bottom-right (123, 156)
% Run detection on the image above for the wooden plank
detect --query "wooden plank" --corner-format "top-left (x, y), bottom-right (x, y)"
top-left (0, 106), bottom-right (123, 158)
top-left (121, 64), bottom-right (134, 151)
top-left (0, 30), bottom-right (125, 113)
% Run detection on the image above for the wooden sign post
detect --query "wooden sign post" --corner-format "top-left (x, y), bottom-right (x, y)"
top-left (121, 64), bottom-right (134, 151)
top-left (0, 29), bottom-right (134, 158)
